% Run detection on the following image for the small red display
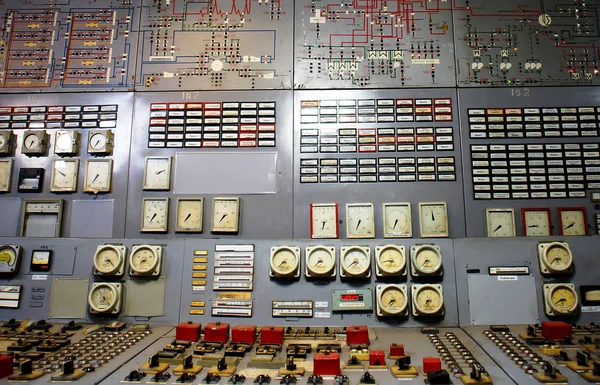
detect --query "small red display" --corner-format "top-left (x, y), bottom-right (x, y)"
top-left (340, 294), bottom-right (362, 301)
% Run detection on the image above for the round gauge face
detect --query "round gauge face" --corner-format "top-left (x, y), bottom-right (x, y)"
top-left (413, 247), bottom-right (442, 275)
top-left (270, 248), bottom-right (300, 277)
top-left (130, 247), bottom-right (159, 275)
top-left (55, 133), bottom-right (73, 151)
top-left (0, 134), bottom-right (6, 148)
top-left (376, 246), bottom-right (405, 275)
top-left (342, 248), bottom-right (370, 276)
top-left (90, 133), bottom-right (107, 149)
top-left (24, 134), bottom-right (40, 150)
top-left (379, 286), bottom-right (407, 315)
top-left (306, 248), bottom-right (335, 276)
top-left (89, 284), bottom-right (118, 313)
top-left (543, 244), bottom-right (572, 272)
top-left (0, 247), bottom-right (16, 267)
top-left (548, 285), bottom-right (578, 314)
top-left (384, 206), bottom-right (410, 236)
top-left (94, 246), bottom-right (122, 275)
top-left (414, 286), bottom-right (443, 315)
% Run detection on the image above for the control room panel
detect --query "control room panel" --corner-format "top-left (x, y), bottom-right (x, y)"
top-left (0, 1), bottom-right (599, 385)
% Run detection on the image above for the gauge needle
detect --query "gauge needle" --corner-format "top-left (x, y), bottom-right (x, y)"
top-left (528, 224), bottom-right (539, 228)
top-left (313, 259), bottom-right (323, 267)
top-left (219, 214), bottom-right (227, 223)
top-left (388, 298), bottom-right (396, 306)
top-left (149, 213), bottom-right (157, 223)
top-left (565, 222), bottom-right (575, 230)
top-left (92, 174), bottom-right (99, 183)
top-left (184, 213), bottom-right (191, 222)
top-left (431, 210), bottom-right (435, 221)
top-left (384, 259), bottom-right (395, 264)
top-left (58, 170), bottom-right (66, 177)
top-left (140, 258), bottom-right (147, 266)
top-left (155, 170), bottom-right (165, 175)
top-left (104, 258), bottom-right (113, 266)
top-left (95, 140), bottom-right (100, 147)
top-left (425, 299), bottom-right (432, 307)
top-left (321, 221), bottom-right (326, 230)
top-left (393, 219), bottom-right (398, 229)
top-left (277, 260), bottom-right (287, 268)
top-left (422, 258), bottom-right (430, 267)
top-left (554, 297), bottom-right (566, 305)
top-left (349, 259), bottom-right (359, 267)
top-left (355, 220), bottom-right (361, 230)
top-left (551, 257), bottom-right (561, 264)
top-left (494, 224), bottom-right (502, 232)
top-left (29, 139), bottom-right (35, 147)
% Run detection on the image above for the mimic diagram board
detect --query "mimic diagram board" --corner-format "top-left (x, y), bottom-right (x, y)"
top-left (294, 0), bottom-right (455, 88)
top-left (0, 0), bottom-right (140, 91)
top-left (453, 0), bottom-right (600, 87)
top-left (136, 0), bottom-right (293, 91)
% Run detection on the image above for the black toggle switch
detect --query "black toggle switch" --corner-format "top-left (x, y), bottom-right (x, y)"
top-left (396, 356), bottom-right (411, 370)
top-left (19, 360), bottom-right (33, 375)
top-left (280, 374), bottom-right (296, 385)
top-left (177, 373), bottom-right (196, 383)
top-left (360, 372), bottom-right (376, 384)
top-left (125, 370), bottom-right (146, 382)
top-left (148, 353), bottom-right (160, 368)
top-left (153, 371), bottom-right (171, 382)
top-left (217, 357), bottom-right (227, 371)
top-left (334, 375), bottom-right (349, 385)
top-left (593, 361), bottom-right (600, 376)
top-left (61, 360), bottom-right (74, 375)
top-left (254, 374), bottom-right (271, 384)
top-left (427, 369), bottom-right (451, 385)
top-left (204, 373), bottom-right (221, 384)
top-left (470, 364), bottom-right (482, 380)
top-left (285, 357), bottom-right (296, 371)
top-left (543, 362), bottom-right (557, 379)
top-left (577, 351), bottom-right (591, 367)
top-left (307, 375), bottom-right (323, 385)
top-left (556, 351), bottom-right (570, 361)
top-left (230, 374), bottom-right (246, 384)
top-left (527, 325), bottom-right (536, 336)
top-left (182, 355), bottom-right (193, 369)
top-left (348, 355), bottom-right (360, 366)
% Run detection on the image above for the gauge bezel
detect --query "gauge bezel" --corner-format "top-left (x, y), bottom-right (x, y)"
top-left (412, 284), bottom-right (444, 316)
top-left (129, 245), bottom-right (162, 276)
top-left (376, 284), bottom-right (408, 316)
top-left (270, 246), bottom-right (301, 278)
top-left (375, 245), bottom-right (406, 277)
top-left (544, 283), bottom-right (579, 316)
top-left (93, 245), bottom-right (126, 276)
top-left (538, 242), bottom-right (573, 275)
top-left (410, 244), bottom-right (443, 277)
top-left (88, 282), bottom-right (122, 314)
top-left (340, 246), bottom-right (371, 278)
top-left (305, 246), bottom-right (336, 278)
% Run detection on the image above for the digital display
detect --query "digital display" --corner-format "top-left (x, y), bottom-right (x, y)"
top-left (341, 294), bottom-right (363, 302)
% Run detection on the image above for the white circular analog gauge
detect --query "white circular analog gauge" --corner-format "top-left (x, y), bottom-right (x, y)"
top-left (376, 245), bottom-right (406, 276)
top-left (88, 283), bottom-right (119, 314)
top-left (413, 285), bottom-right (444, 316)
top-left (93, 245), bottom-right (124, 275)
top-left (0, 246), bottom-right (17, 267)
top-left (341, 247), bottom-right (371, 277)
top-left (306, 247), bottom-right (335, 277)
top-left (270, 247), bottom-right (300, 277)
top-left (377, 285), bottom-right (408, 316)
top-left (411, 245), bottom-right (443, 276)
top-left (130, 246), bottom-right (160, 275)
top-left (55, 132), bottom-right (73, 151)
top-left (539, 243), bottom-right (573, 274)
top-left (90, 133), bottom-right (107, 150)
top-left (23, 134), bottom-right (40, 150)
top-left (546, 284), bottom-right (578, 315)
